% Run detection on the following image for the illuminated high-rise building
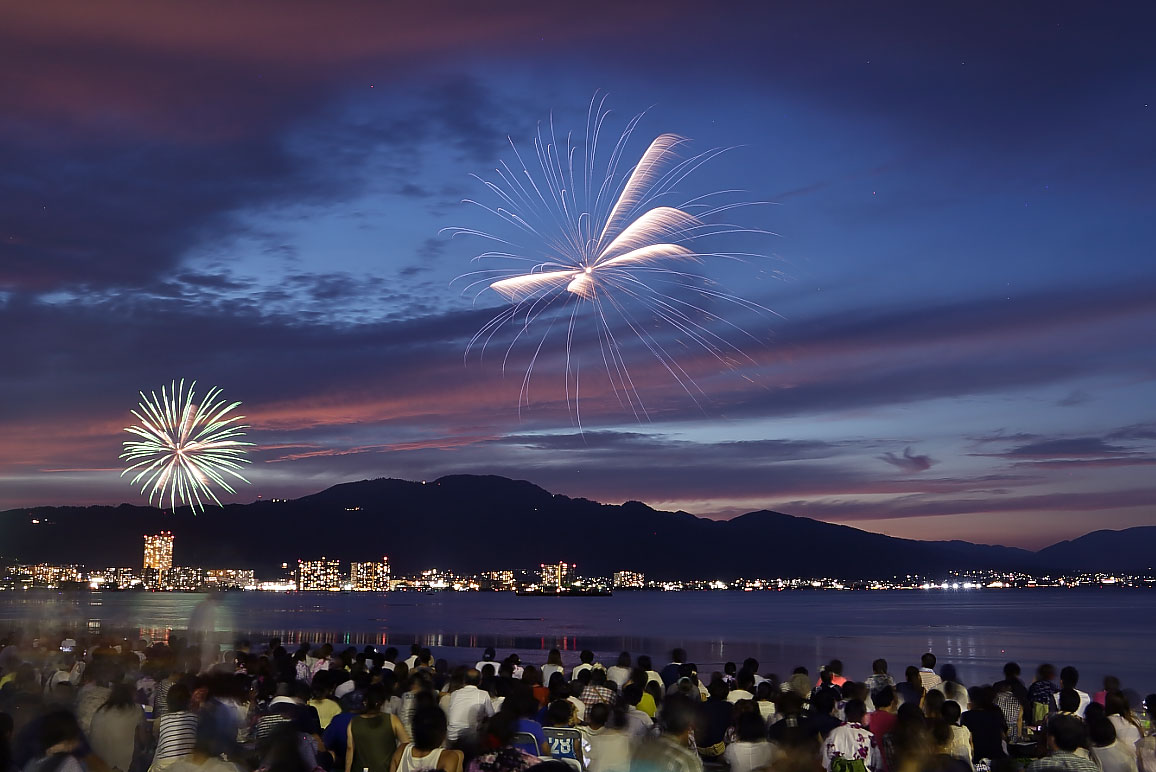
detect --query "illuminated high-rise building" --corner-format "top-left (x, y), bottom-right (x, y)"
top-left (539, 561), bottom-right (576, 588)
top-left (613, 570), bottom-right (645, 589)
top-left (297, 558), bottom-right (341, 591)
top-left (143, 532), bottom-right (174, 575)
top-left (350, 558), bottom-right (391, 591)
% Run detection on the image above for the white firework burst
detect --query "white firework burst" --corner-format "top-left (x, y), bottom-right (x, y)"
top-left (449, 94), bottom-right (776, 423)
top-left (121, 379), bottom-right (253, 513)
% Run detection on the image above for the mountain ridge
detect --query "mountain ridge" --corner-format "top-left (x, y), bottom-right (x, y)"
top-left (0, 474), bottom-right (1147, 578)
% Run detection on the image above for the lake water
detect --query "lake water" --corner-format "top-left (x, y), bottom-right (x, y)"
top-left (1, 588), bottom-right (1150, 693)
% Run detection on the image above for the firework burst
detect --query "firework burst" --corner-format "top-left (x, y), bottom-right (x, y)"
top-left (121, 379), bottom-right (253, 513)
top-left (449, 94), bottom-right (776, 423)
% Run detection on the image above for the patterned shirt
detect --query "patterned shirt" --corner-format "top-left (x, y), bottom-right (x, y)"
top-left (155, 711), bottom-right (199, 760)
top-left (1025, 752), bottom-right (1099, 772)
top-left (823, 723), bottom-right (878, 772)
top-left (579, 685), bottom-right (616, 718)
top-left (995, 691), bottom-right (1023, 742)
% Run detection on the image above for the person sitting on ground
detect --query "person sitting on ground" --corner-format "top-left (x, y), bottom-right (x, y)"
top-left (728, 671), bottom-right (755, 703)
top-left (447, 669), bottom-right (494, 746)
top-left (636, 655), bottom-right (663, 692)
top-left (768, 691), bottom-right (811, 751)
top-left (919, 654), bottom-right (942, 691)
top-left (24, 710), bottom-right (87, 772)
top-left (935, 665), bottom-right (969, 707)
top-left (571, 651), bottom-right (601, 681)
top-left (926, 719), bottom-right (971, 772)
top-left (998, 663), bottom-right (1030, 708)
top-left (813, 669), bottom-right (844, 705)
top-left (1029, 664), bottom-right (1060, 723)
top-left (631, 693), bottom-right (702, 772)
top-left (895, 667), bottom-right (924, 709)
top-left (1057, 689), bottom-right (1082, 717)
top-left (541, 650), bottom-right (564, 686)
top-left (994, 679), bottom-right (1024, 744)
top-left (1026, 714), bottom-right (1098, 772)
top-left (89, 682), bottom-right (144, 772)
top-left (822, 699), bottom-right (877, 772)
top-left (1088, 713), bottom-right (1138, 772)
top-left (606, 653), bottom-right (632, 692)
top-left (310, 671), bottom-right (342, 730)
top-left (1105, 691), bottom-right (1143, 749)
top-left (821, 661), bottom-right (848, 689)
top-left (940, 700), bottom-right (973, 770)
top-left (389, 705), bottom-right (463, 772)
top-left (694, 679), bottom-right (731, 759)
top-left (923, 690), bottom-right (946, 721)
top-left (347, 684), bottom-right (411, 772)
top-left (504, 688), bottom-right (549, 756)
top-left (1059, 667), bottom-right (1091, 718)
top-left (621, 683), bottom-right (654, 737)
top-left (807, 690), bottom-right (844, 741)
top-left (787, 667), bottom-right (811, 698)
top-left (583, 702), bottom-right (632, 772)
top-left (1095, 676), bottom-right (1121, 708)
top-left (866, 660), bottom-right (895, 697)
top-left (660, 650), bottom-right (687, 689)
top-left (579, 669), bottom-right (616, 721)
top-left (476, 648), bottom-right (499, 674)
top-left (467, 711), bottom-right (538, 772)
top-left (755, 681), bottom-right (778, 723)
top-left (154, 682), bottom-right (199, 766)
top-left (543, 699), bottom-right (577, 729)
top-left (725, 710), bottom-right (773, 772)
top-left (960, 685), bottom-right (1008, 765)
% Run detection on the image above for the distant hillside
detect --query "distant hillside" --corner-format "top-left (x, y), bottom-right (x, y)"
top-left (1035, 527), bottom-right (1156, 573)
top-left (0, 473), bottom-right (1094, 580)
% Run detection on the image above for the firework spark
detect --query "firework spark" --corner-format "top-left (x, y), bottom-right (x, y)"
top-left (449, 94), bottom-right (776, 422)
top-left (121, 379), bottom-right (253, 513)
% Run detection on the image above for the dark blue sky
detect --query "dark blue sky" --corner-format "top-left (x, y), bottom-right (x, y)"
top-left (1, 0), bottom-right (1154, 547)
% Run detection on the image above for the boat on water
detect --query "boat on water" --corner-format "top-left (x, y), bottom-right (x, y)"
top-left (515, 587), bottom-right (613, 597)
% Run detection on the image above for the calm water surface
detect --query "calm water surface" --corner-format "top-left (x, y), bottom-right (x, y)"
top-left (1, 588), bottom-right (1149, 691)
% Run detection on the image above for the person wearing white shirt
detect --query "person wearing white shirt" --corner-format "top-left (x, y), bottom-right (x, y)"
top-left (571, 650), bottom-right (603, 680)
top-left (475, 647), bottom-right (499, 675)
top-left (542, 649), bottom-right (565, 685)
top-left (726, 713), bottom-right (774, 772)
top-left (403, 643), bottom-right (421, 670)
top-left (727, 672), bottom-right (757, 704)
top-left (822, 701), bottom-right (879, 772)
top-left (1060, 667), bottom-right (1091, 717)
top-left (446, 670), bottom-right (494, 743)
top-left (606, 652), bottom-right (633, 691)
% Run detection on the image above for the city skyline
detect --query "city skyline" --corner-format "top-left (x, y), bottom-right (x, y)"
top-left (1, 2), bottom-right (1154, 548)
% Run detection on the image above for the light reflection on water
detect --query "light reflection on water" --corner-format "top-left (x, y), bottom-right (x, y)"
top-left (2, 588), bottom-right (1153, 691)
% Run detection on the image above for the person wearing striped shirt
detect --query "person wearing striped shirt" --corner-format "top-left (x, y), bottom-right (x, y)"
top-left (154, 683), bottom-right (199, 763)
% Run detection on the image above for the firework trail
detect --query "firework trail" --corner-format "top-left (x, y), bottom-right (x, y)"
top-left (121, 379), bottom-right (253, 513)
top-left (448, 94), bottom-right (776, 423)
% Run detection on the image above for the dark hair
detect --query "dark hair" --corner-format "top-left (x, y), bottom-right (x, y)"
top-left (588, 702), bottom-right (610, 727)
top-left (412, 705), bottom-right (448, 750)
top-left (637, 655), bottom-right (653, 671)
top-left (364, 683), bottom-right (387, 712)
top-left (661, 693), bottom-right (696, 734)
top-left (482, 647), bottom-right (496, 661)
top-left (623, 682), bottom-right (643, 705)
top-left (844, 699), bottom-right (866, 723)
top-left (828, 660), bottom-right (844, 676)
top-left (1060, 666), bottom-right (1079, 688)
top-left (921, 653), bottom-right (937, 669)
top-left (39, 710), bottom-right (82, 752)
top-left (923, 689), bottom-right (945, 718)
top-left (616, 652), bottom-right (631, 668)
top-left (872, 659), bottom-right (888, 674)
top-left (545, 700), bottom-right (573, 727)
top-left (1049, 714), bottom-right (1088, 753)
top-left (101, 682), bottom-right (137, 710)
top-left (1003, 662), bottom-right (1021, 678)
top-left (941, 700), bottom-right (962, 724)
top-left (671, 648), bottom-right (686, 662)
top-left (939, 664), bottom-right (958, 684)
top-left (736, 711), bottom-right (766, 742)
top-left (1088, 716), bottom-right (1116, 748)
top-left (1058, 689), bottom-right (1080, 713)
top-left (812, 690), bottom-right (837, 716)
top-left (547, 649), bottom-right (563, 666)
top-left (384, 647), bottom-right (398, 661)
top-left (168, 682), bottom-right (192, 712)
top-left (872, 685), bottom-right (895, 709)
top-left (580, 650), bottom-right (594, 664)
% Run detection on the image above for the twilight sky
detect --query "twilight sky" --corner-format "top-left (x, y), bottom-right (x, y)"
top-left (1, 1), bottom-right (1154, 549)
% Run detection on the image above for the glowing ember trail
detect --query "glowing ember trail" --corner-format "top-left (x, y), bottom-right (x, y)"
top-left (121, 379), bottom-right (253, 513)
top-left (449, 94), bottom-right (776, 423)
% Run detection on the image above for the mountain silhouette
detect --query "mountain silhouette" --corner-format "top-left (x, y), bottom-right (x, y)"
top-left (0, 474), bottom-right (1138, 579)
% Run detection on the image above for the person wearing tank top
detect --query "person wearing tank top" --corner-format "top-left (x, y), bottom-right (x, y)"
top-left (389, 705), bottom-right (464, 772)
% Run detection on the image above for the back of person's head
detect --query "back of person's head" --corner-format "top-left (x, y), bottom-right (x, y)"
top-left (777, 690), bottom-right (803, 716)
top-left (637, 655), bottom-right (652, 671)
top-left (523, 665), bottom-right (542, 686)
top-left (905, 666), bottom-right (921, 686)
top-left (813, 690), bottom-right (837, 717)
top-left (872, 685), bottom-right (895, 709)
top-left (545, 700), bottom-right (574, 727)
top-left (671, 648), bottom-right (686, 663)
top-left (973, 685), bottom-right (997, 710)
top-left (588, 702), bottom-right (610, 728)
top-left (941, 701), bottom-right (962, 724)
top-left (617, 652), bottom-right (631, 668)
top-left (1058, 689), bottom-right (1080, 713)
top-left (547, 648), bottom-right (563, 666)
top-left (412, 705), bottom-right (449, 750)
top-left (576, 669), bottom-right (592, 687)
top-left (1049, 714), bottom-right (1088, 753)
top-left (940, 664), bottom-right (958, 684)
top-left (580, 650), bottom-right (594, 664)
top-left (921, 653), bottom-right (937, 669)
top-left (724, 661), bottom-right (737, 676)
top-left (623, 682), bottom-right (643, 706)
top-left (39, 709), bottom-right (82, 752)
top-left (736, 710), bottom-right (766, 743)
top-left (1060, 666), bottom-right (1079, 688)
top-left (102, 682), bottom-right (136, 710)
top-left (1004, 662), bottom-right (1021, 679)
top-left (872, 658), bottom-right (888, 674)
top-left (1085, 702), bottom-right (1106, 723)
top-left (410, 643), bottom-right (421, 655)
top-left (844, 699), bottom-right (866, 724)
top-left (897, 703), bottom-right (926, 726)
top-left (661, 693), bottom-right (696, 736)
top-left (1105, 690), bottom-right (1131, 718)
top-left (708, 679), bottom-right (728, 700)
top-left (364, 683), bottom-right (387, 712)
top-left (923, 689), bottom-right (945, 718)
top-left (384, 647), bottom-right (398, 661)
top-left (828, 659), bottom-right (844, 676)
top-left (482, 646), bottom-right (496, 661)
top-left (1087, 716), bottom-right (1116, 748)
top-left (1037, 664), bottom-right (1057, 681)
top-left (590, 668), bottom-right (607, 686)
top-left (792, 666), bottom-right (808, 676)
top-left (737, 671), bottom-right (755, 691)
top-left (756, 682), bottom-right (773, 701)
top-left (465, 668), bottom-right (481, 686)
top-left (742, 657), bottom-right (759, 673)
top-left (1103, 675), bottom-right (1121, 692)
top-left (929, 719), bottom-right (954, 750)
